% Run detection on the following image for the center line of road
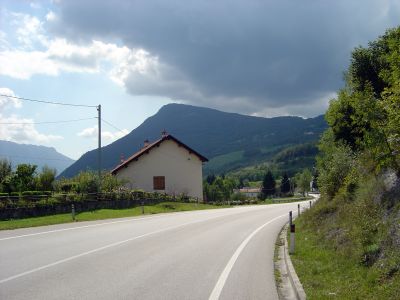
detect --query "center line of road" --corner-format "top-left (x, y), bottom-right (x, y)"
top-left (0, 211), bottom-right (254, 284)
top-left (208, 213), bottom-right (287, 300)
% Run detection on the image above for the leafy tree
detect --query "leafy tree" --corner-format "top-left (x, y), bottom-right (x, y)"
top-left (311, 169), bottom-right (319, 191)
top-left (203, 175), bottom-right (237, 202)
top-left (74, 171), bottom-right (98, 193)
top-left (206, 174), bottom-right (216, 185)
top-left (326, 27), bottom-right (400, 173)
top-left (261, 171), bottom-right (276, 198)
top-left (280, 173), bottom-right (290, 194)
top-left (0, 159), bottom-right (12, 192)
top-left (15, 164), bottom-right (37, 192)
top-left (295, 169), bottom-right (312, 196)
top-left (36, 166), bottom-right (56, 191)
top-left (101, 172), bottom-right (126, 192)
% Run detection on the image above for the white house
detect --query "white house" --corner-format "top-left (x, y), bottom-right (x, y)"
top-left (111, 132), bottom-right (208, 200)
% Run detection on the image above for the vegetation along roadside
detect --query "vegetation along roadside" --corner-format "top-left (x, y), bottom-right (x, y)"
top-left (290, 26), bottom-right (400, 299)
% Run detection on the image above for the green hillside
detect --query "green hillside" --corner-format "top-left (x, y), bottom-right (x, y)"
top-left (60, 104), bottom-right (327, 178)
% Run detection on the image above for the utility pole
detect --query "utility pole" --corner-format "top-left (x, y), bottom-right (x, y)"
top-left (97, 104), bottom-right (102, 192)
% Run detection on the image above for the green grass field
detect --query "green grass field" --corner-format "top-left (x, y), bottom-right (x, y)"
top-left (290, 217), bottom-right (400, 299)
top-left (0, 202), bottom-right (230, 231)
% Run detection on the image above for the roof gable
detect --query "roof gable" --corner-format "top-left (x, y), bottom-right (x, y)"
top-left (111, 134), bottom-right (208, 174)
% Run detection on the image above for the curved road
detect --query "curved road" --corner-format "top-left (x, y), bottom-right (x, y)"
top-left (0, 201), bottom-right (307, 300)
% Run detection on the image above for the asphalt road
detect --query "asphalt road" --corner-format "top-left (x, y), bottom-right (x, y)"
top-left (0, 201), bottom-right (308, 300)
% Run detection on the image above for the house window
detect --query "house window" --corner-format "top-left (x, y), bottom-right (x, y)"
top-left (153, 176), bottom-right (165, 190)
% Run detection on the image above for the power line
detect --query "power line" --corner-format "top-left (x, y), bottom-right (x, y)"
top-left (101, 118), bottom-right (126, 133)
top-left (0, 117), bottom-right (96, 125)
top-left (0, 94), bottom-right (97, 108)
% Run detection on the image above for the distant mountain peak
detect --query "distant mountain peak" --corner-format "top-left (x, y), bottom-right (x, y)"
top-left (59, 103), bottom-right (327, 178)
top-left (0, 140), bottom-right (74, 175)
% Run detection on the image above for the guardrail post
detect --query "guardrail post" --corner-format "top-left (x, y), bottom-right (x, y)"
top-left (290, 223), bottom-right (295, 254)
top-left (141, 201), bottom-right (144, 214)
top-left (309, 200), bottom-right (312, 208)
top-left (298, 204), bottom-right (300, 216)
top-left (71, 204), bottom-right (75, 221)
top-left (289, 211), bottom-right (293, 225)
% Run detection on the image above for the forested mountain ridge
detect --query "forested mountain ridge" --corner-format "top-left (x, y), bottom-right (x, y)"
top-left (60, 104), bottom-right (326, 178)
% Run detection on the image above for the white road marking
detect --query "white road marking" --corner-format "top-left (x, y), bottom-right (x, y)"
top-left (0, 215), bottom-right (230, 284)
top-left (208, 214), bottom-right (287, 300)
top-left (0, 208), bottom-right (229, 241)
top-left (0, 215), bottom-right (165, 241)
top-left (0, 201), bottom-right (304, 241)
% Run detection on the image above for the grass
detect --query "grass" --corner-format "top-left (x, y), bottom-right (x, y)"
top-left (289, 215), bottom-right (400, 299)
top-left (0, 202), bottom-right (230, 231)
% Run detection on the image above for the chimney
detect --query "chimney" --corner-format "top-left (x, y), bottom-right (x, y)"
top-left (143, 139), bottom-right (150, 148)
top-left (161, 130), bottom-right (168, 138)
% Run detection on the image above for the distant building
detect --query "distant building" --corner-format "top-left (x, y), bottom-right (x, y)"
top-left (234, 187), bottom-right (261, 198)
top-left (111, 132), bottom-right (208, 200)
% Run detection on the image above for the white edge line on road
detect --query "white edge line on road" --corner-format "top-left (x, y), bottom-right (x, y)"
top-left (0, 216), bottom-right (222, 284)
top-left (208, 213), bottom-right (287, 300)
top-left (0, 201), bottom-right (305, 241)
top-left (0, 208), bottom-right (229, 241)
top-left (0, 215), bottom-right (164, 241)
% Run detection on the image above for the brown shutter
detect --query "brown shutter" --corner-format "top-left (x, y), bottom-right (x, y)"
top-left (153, 176), bottom-right (165, 190)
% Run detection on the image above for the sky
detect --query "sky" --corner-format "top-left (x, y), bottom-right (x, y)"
top-left (0, 0), bottom-right (399, 160)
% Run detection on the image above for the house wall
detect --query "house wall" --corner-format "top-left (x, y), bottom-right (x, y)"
top-left (115, 140), bottom-right (204, 200)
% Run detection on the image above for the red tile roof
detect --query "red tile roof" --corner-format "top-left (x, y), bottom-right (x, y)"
top-left (111, 134), bottom-right (208, 174)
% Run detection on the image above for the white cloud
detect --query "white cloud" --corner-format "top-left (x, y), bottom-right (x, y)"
top-left (0, 87), bottom-right (21, 111)
top-left (0, 114), bottom-right (63, 143)
top-left (11, 12), bottom-right (47, 49)
top-left (0, 87), bottom-right (63, 144)
top-left (0, 36), bottom-right (158, 81)
top-left (78, 125), bottom-right (128, 141)
top-left (45, 11), bottom-right (56, 22)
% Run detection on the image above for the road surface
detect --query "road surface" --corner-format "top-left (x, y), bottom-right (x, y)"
top-left (0, 202), bottom-right (306, 300)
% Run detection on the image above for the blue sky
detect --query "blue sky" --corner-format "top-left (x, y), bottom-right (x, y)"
top-left (0, 0), bottom-right (399, 160)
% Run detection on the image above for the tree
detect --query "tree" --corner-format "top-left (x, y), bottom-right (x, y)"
top-left (36, 166), bottom-right (56, 191)
top-left (101, 172), bottom-right (126, 192)
top-left (15, 164), bottom-right (37, 192)
top-left (0, 159), bottom-right (12, 192)
top-left (206, 174), bottom-right (216, 185)
top-left (280, 173), bottom-right (290, 194)
top-left (325, 27), bottom-right (400, 173)
top-left (295, 169), bottom-right (313, 196)
top-left (261, 171), bottom-right (276, 198)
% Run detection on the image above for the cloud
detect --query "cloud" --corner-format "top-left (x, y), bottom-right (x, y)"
top-left (0, 115), bottom-right (63, 143)
top-left (10, 12), bottom-right (47, 49)
top-left (77, 125), bottom-right (129, 141)
top-left (3, 1), bottom-right (400, 117)
top-left (0, 33), bottom-right (157, 81)
top-left (0, 87), bottom-right (63, 144)
top-left (0, 87), bottom-right (21, 111)
top-left (45, 0), bottom-right (400, 116)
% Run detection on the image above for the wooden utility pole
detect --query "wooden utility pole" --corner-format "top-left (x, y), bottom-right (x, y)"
top-left (97, 104), bottom-right (102, 192)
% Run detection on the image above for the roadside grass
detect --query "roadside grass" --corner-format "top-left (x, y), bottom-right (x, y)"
top-left (0, 202), bottom-right (230, 231)
top-left (290, 216), bottom-right (400, 299)
top-left (267, 195), bottom-right (313, 203)
top-left (274, 227), bottom-right (285, 286)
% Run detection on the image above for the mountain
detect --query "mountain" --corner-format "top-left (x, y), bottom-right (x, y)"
top-left (59, 103), bottom-right (327, 178)
top-left (0, 140), bottom-right (75, 175)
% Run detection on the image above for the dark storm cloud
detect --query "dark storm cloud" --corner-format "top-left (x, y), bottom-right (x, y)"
top-left (49, 0), bottom-right (400, 116)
